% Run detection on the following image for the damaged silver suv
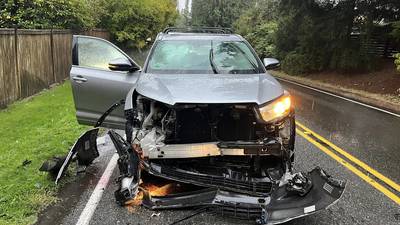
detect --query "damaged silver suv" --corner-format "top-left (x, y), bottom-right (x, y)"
top-left (64, 27), bottom-right (345, 224)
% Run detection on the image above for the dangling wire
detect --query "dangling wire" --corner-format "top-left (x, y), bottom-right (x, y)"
top-left (169, 206), bottom-right (210, 225)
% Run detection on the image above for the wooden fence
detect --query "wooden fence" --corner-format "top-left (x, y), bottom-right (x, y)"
top-left (351, 34), bottom-right (400, 58)
top-left (0, 28), bottom-right (109, 108)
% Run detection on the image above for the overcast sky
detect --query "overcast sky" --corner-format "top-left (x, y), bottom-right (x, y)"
top-left (177, 0), bottom-right (192, 13)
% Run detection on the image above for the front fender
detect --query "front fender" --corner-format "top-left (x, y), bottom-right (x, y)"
top-left (124, 85), bottom-right (138, 111)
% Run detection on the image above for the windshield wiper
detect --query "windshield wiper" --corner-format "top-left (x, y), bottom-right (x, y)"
top-left (209, 41), bottom-right (219, 74)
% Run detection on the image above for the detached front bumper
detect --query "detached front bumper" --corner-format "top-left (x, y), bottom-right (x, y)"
top-left (142, 168), bottom-right (346, 225)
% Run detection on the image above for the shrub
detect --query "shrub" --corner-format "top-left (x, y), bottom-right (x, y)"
top-left (0, 0), bottom-right (95, 29)
top-left (281, 52), bottom-right (311, 75)
top-left (329, 47), bottom-right (376, 72)
top-left (395, 53), bottom-right (400, 72)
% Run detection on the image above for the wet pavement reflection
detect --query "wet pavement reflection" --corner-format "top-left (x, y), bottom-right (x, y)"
top-left (282, 81), bottom-right (400, 183)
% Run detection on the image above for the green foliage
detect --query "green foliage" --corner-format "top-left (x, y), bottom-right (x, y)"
top-left (281, 52), bottom-right (312, 75)
top-left (233, 0), bottom-right (400, 74)
top-left (0, 0), bottom-right (96, 29)
top-left (0, 82), bottom-right (87, 225)
top-left (191, 0), bottom-right (254, 28)
top-left (329, 45), bottom-right (376, 72)
top-left (242, 22), bottom-right (278, 58)
top-left (391, 21), bottom-right (400, 72)
top-left (395, 53), bottom-right (400, 72)
top-left (100, 0), bottom-right (178, 49)
top-left (234, 0), bottom-right (279, 58)
top-left (274, 0), bottom-right (400, 74)
top-left (0, 0), bottom-right (178, 48)
top-left (391, 21), bottom-right (400, 42)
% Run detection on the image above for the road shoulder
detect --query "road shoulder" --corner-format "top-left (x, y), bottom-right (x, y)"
top-left (271, 71), bottom-right (400, 114)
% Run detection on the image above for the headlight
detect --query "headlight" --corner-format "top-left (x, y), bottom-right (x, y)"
top-left (258, 93), bottom-right (292, 123)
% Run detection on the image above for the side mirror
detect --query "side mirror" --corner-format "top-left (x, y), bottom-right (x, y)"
top-left (108, 58), bottom-right (138, 72)
top-left (263, 58), bottom-right (280, 70)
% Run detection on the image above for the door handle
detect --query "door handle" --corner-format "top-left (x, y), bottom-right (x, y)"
top-left (72, 76), bottom-right (87, 83)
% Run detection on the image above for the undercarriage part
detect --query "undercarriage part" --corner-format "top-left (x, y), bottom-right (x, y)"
top-left (55, 128), bottom-right (99, 184)
top-left (286, 172), bottom-right (312, 196)
top-left (279, 115), bottom-right (295, 151)
top-left (144, 156), bottom-right (285, 196)
top-left (108, 130), bottom-right (141, 206)
top-left (142, 167), bottom-right (346, 225)
top-left (142, 101), bottom-right (156, 129)
top-left (170, 206), bottom-right (210, 225)
top-left (125, 108), bottom-right (141, 143)
top-left (125, 109), bottom-right (135, 144)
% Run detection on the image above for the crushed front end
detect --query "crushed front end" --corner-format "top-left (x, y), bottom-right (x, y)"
top-left (114, 94), bottom-right (346, 224)
top-left (53, 92), bottom-right (345, 224)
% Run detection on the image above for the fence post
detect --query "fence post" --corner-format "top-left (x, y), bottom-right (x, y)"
top-left (50, 28), bottom-right (56, 83)
top-left (14, 27), bottom-right (20, 99)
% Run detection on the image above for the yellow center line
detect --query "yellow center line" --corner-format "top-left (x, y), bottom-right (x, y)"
top-left (296, 129), bottom-right (400, 205)
top-left (296, 121), bottom-right (400, 193)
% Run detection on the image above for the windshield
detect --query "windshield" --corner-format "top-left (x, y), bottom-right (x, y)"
top-left (146, 40), bottom-right (264, 74)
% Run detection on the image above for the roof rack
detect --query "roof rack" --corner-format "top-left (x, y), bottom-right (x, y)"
top-left (163, 27), bottom-right (233, 34)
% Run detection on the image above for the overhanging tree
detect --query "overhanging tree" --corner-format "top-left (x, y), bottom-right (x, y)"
top-left (191, 0), bottom-right (254, 27)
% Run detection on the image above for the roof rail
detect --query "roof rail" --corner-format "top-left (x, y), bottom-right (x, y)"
top-left (163, 27), bottom-right (233, 34)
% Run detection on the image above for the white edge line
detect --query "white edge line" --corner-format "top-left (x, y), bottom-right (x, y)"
top-left (76, 153), bottom-right (119, 225)
top-left (276, 77), bottom-right (400, 118)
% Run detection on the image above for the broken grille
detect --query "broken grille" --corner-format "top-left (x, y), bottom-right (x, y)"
top-left (211, 204), bottom-right (263, 219)
top-left (151, 165), bottom-right (273, 196)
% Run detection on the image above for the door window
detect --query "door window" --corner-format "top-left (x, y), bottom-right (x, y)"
top-left (77, 37), bottom-right (128, 70)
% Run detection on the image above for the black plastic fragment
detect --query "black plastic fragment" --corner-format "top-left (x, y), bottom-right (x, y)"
top-left (94, 99), bottom-right (125, 128)
top-left (142, 167), bottom-right (346, 225)
top-left (39, 156), bottom-right (66, 174)
top-left (286, 172), bottom-right (312, 196)
top-left (55, 128), bottom-right (99, 184)
top-left (22, 159), bottom-right (32, 167)
top-left (108, 130), bottom-right (140, 206)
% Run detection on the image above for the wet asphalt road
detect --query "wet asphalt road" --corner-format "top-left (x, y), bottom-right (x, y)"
top-left (36, 80), bottom-right (400, 225)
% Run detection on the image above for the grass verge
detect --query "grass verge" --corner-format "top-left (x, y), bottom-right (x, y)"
top-left (0, 81), bottom-right (87, 225)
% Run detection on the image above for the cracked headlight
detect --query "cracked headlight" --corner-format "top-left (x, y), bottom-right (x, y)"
top-left (258, 92), bottom-right (291, 123)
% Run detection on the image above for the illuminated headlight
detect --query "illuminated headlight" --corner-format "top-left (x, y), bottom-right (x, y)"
top-left (258, 92), bottom-right (292, 123)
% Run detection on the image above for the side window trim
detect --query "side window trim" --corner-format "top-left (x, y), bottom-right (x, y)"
top-left (72, 36), bottom-right (79, 65)
top-left (72, 35), bottom-right (141, 70)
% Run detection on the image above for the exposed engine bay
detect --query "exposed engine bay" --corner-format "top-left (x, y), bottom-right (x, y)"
top-left (128, 95), bottom-right (295, 159)
top-left (49, 96), bottom-right (345, 225)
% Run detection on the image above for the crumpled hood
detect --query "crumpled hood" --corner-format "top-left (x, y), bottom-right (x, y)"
top-left (135, 73), bottom-right (284, 105)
